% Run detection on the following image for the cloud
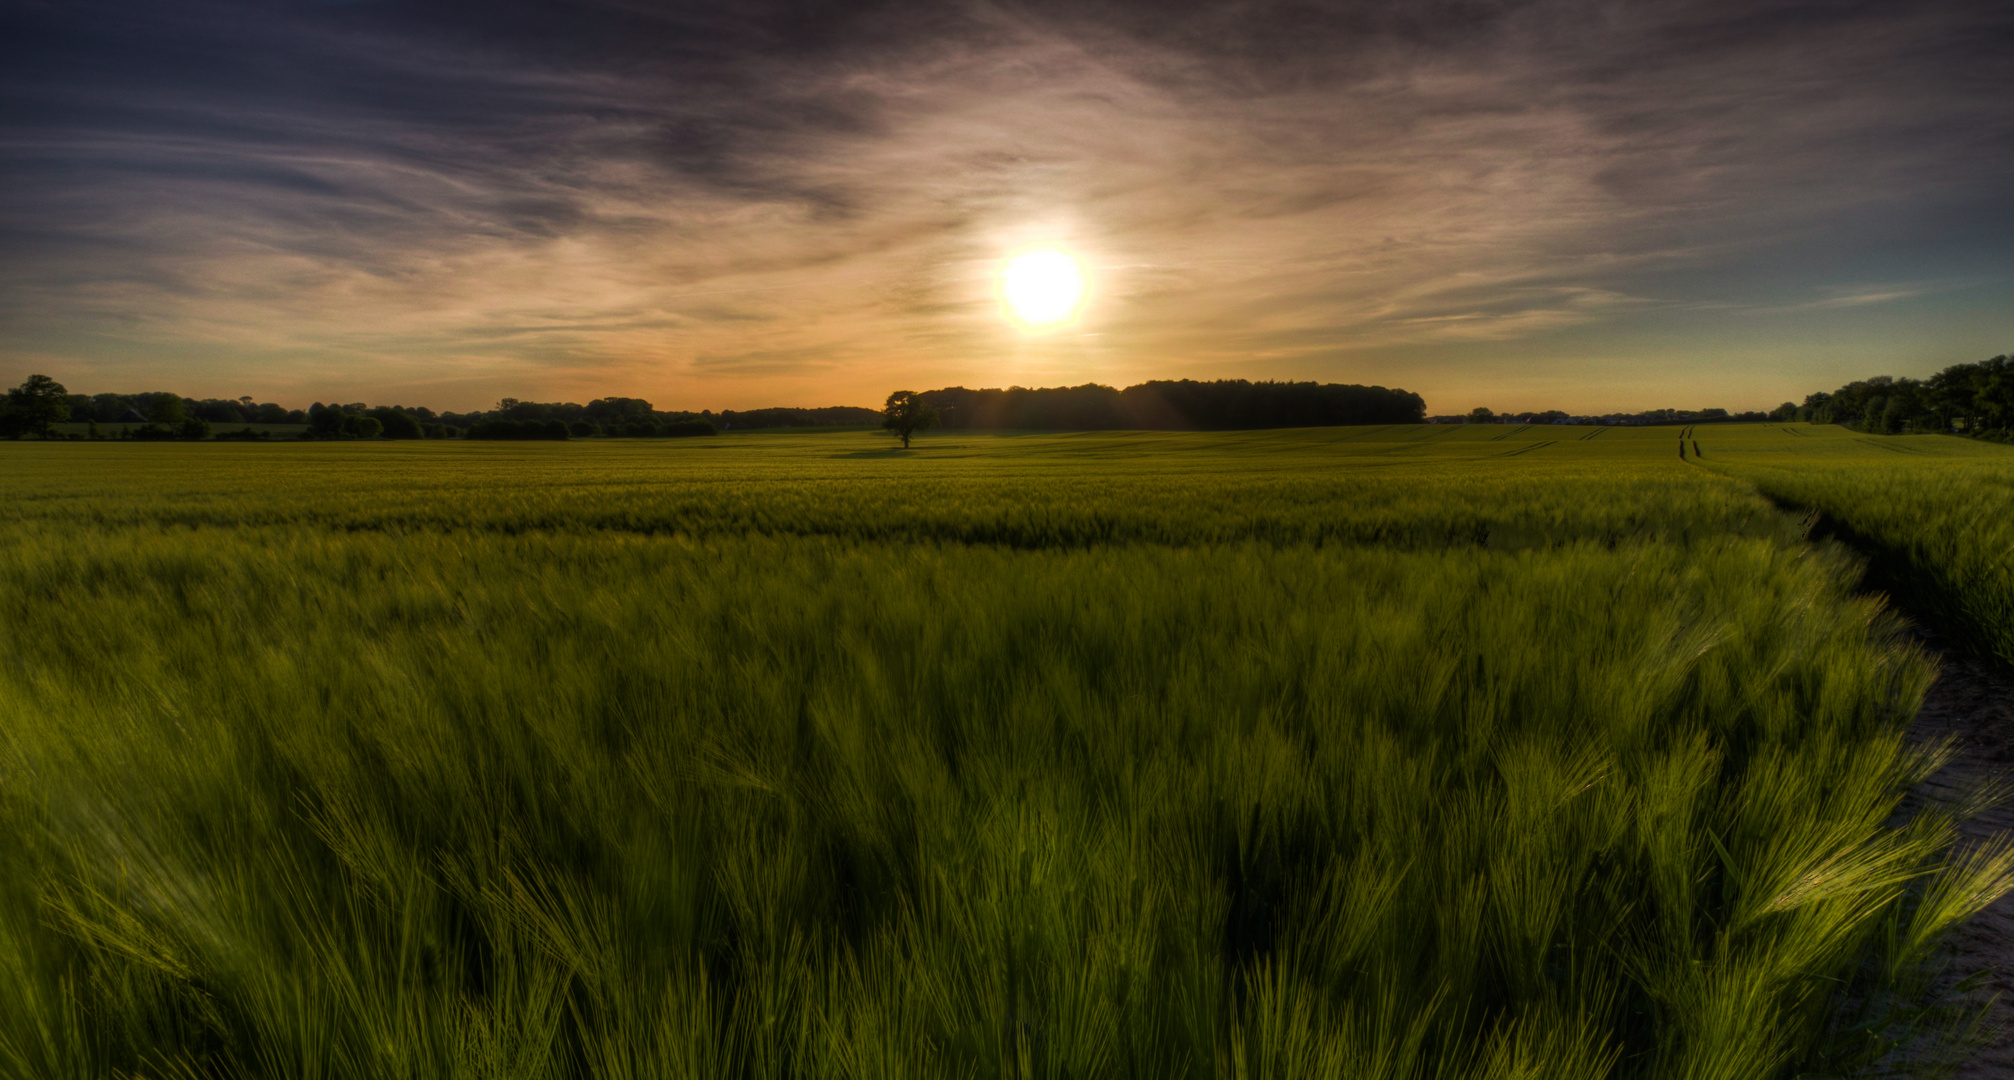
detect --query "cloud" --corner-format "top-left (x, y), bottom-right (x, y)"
top-left (1, 0), bottom-right (2010, 409)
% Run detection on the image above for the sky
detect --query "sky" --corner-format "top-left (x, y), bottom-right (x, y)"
top-left (2, 0), bottom-right (2011, 415)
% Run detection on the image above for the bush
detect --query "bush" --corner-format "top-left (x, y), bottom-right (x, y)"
top-left (342, 416), bottom-right (383, 440)
top-left (598, 418), bottom-right (717, 438)
top-left (214, 427), bottom-right (271, 441)
top-left (466, 418), bottom-right (570, 441)
top-left (143, 393), bottom-right (186, 424)
top-left (376, 410), bottom-right (423, 439)
top-left (306, 406), bottom-right (347, 438)
top-left (127, 420), bottom-right (210, 441)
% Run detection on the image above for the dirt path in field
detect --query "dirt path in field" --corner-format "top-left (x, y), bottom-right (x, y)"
top-left (1903, 631), bottom-right (2014, 1077)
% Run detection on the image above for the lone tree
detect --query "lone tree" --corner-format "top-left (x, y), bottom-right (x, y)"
top-left (882, 390), bottom-right (938, 449)
top-left (1, 374), bottom-right (71, 438)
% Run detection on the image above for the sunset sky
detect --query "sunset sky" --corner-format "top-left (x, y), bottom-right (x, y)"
top-left (3, 0), bottom-right (2010, 414)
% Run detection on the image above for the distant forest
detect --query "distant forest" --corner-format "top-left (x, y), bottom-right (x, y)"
top-left (17, 388), bottom-right (880, 440)
top-left (916, 380), bottom-right (1426, 429)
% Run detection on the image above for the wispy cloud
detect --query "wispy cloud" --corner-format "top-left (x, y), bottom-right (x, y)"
top-left (1, 0), bottom-right (2010, 410)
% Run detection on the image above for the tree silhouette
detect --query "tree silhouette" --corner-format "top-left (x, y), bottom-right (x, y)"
top-left (882, 390), bottom-right (938, 449)
top-left (2, 375), bottom-right (72, 438)
top-left (145, 392), bottom-right (186, 423)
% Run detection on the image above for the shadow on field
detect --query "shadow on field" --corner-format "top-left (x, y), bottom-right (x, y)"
top-left (830, 447), bottom-right (936, 458)
top-left (828, 443), bottom-right (995, 458)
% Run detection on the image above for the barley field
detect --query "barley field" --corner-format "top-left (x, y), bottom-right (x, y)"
top-left (1698, 425), bottom-right (2014, 668)
top-left (2, 424), bottom-right (2011, 1079)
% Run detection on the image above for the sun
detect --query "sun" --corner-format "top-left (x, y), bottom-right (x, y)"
top-left (998, 247), bottom-right (1088, 329)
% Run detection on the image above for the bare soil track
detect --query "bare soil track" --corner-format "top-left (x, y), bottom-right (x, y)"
top-left (1906, 632), bottom-right (2014, 1077)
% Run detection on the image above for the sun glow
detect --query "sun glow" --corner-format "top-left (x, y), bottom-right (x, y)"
top-left (999, 248), bottom-right (1088, 329)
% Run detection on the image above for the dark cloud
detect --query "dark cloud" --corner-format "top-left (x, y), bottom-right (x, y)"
top-left (1, 0), bottom-right (2010, 409)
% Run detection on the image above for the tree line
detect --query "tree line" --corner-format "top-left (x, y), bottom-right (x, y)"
top-left (290, 397), bottom-right (884, 439)
top-left (0, 377), bottom-right (220, 440)
top-left (913, 379), bottom-right (1426, 430)
top-left (452, 398), bottom-right (878, 436)
top-left (1448, 407), bottom-right (1776, 426)
top-left (3, 375), bottom-right (1420, 442)
top-left (0, 377), bottom-right (884, 440)
top-left (1787, 355), bottom-right (2011, 438)
top-left (65, 391), bottom-right (307, 426)
top-left (16, 358), bottom-right (2004, 444)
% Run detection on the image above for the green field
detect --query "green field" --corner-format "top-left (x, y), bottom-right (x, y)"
top-left (3, 424), bottom-right (2013, 1079)
top-left (1698, 427), bottom-right (2014, 668)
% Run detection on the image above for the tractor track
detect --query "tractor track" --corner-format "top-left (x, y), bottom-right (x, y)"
top-left (1897, 633), bottom-right (2014, 1076)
